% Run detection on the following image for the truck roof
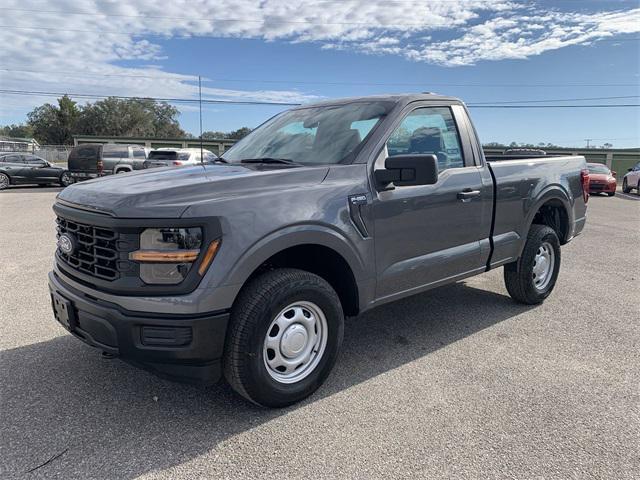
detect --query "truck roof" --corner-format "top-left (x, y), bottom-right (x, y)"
top-left (291, 93), bottom-right (464, 110)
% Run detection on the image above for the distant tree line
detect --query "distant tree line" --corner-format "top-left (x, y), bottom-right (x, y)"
top-left (0, 95), bottom-right (252, 145)
top-left (483, 141), bottom-right (615, 150)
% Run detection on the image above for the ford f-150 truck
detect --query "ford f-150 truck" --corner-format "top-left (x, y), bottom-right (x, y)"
top-left (49, 94), bottom-right (588, 407)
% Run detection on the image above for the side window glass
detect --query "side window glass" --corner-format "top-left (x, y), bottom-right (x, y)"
top-left (5, 155), bottom-right (23, 163)
top-left (387, 107), bottom-right (464, 172)
top-left (103, 146), bottom-right (129, 159)
top-left (132, 148), bottom-right (146, 158)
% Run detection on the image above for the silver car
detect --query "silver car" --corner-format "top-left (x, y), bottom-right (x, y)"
top-left (143, 148), bottom-right (218, 168)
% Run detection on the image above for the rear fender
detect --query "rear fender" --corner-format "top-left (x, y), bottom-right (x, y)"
top-left (518, 185), bottom-right (573, 255)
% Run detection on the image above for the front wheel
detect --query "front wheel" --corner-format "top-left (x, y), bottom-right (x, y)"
top-left (622, 178), bottom-right (631, 193)
top-left (607, 191), bottom-right (615, 197)
top-left (504, 225), bottom-right (561, 305)
top-left (637, 181), bottom-right (640, 196)
top-left (59, 171), bottom-right (72, 187)
top-left (223, 268), bottom-right (344, 407)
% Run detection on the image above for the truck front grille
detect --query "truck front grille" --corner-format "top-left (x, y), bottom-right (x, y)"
top-left (56, 216), bottom-right (120, 280)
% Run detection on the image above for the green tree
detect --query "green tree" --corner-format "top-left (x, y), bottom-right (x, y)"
top-left (77, 97), bottom-right (185, 138)
top-left (27, 95), bottom-right (80, 145)
top-left (227, 127), bottom-right (252, 140)
top-left (0, 123), bottom-right (34, 139)
top-left (202, 130), bottom-right (227, 140)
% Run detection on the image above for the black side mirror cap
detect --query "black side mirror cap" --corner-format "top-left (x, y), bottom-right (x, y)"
top-left (374, 154), bottom-right (438, 189)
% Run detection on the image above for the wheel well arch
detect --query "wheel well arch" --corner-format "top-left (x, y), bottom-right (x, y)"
top-left (242, 244), bottom-right (360, 317)
top-left (530, 198), bottom-right (570, 244)
top-left (114, 165), bottom-right (132, 173)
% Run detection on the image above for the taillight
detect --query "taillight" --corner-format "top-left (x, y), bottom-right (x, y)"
top-left (580, 168), bottom-right (589, 203)
top-left (97, 160), bottom-right (104, 174)
top-left (173, 161), bottom-right (184, 166)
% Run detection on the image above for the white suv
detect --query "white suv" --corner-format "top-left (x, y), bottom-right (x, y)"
top-left (143, 148), bottom-right (218, 168)
top-left (622, 162), bottom-right (640, 196)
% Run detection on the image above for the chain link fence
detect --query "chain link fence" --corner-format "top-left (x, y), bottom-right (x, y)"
top-left (0, 140), bottom-right (72, 165)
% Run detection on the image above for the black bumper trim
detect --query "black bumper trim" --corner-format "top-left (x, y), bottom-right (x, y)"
top-left (48, 271), bottom-right (230, 385)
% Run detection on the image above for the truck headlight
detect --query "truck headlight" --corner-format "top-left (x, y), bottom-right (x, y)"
top-left (129, 228), bottom-right (219, 284)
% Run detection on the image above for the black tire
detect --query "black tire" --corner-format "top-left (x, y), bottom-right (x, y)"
top-left (504, 224), bottom-right (561, 305)
top-left (607, 191), bottom-right (615, 197)
top-left (223, 268), bottom-right (344, 408)
top-left (622, 178), bottom-right (631, 193)
top-left (0, 173), bottom-right (10, 190)
top-left (637, 181), bottom-right (640, 196)
top-left (59, 171), bottom-right (72, 187)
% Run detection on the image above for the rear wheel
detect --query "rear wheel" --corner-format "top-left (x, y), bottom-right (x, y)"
top-left (0, 173), bottom-right (10, 190)
top-left (504, 225), bottom-right (561, 305)
top-left (622, 178), bottom-right (631, 193)
top-left (223, 268), bottom-right (344, 407)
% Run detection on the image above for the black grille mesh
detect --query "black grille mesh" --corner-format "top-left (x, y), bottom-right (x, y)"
top-left (56, 216), bottom-right (120, 280)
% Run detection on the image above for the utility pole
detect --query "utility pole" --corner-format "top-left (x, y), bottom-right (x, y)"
top-left (584, 139), bottom-right (592, 148)
top-left (199, 75), bottom-right (204, 165)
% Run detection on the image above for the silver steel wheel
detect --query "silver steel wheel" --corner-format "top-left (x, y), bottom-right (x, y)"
top-left (532, 241), bottom-right (555, 291)
top-left (263, 301), bottom-right (328, 384)
top-left (0, 174), bottom-right (9, 190)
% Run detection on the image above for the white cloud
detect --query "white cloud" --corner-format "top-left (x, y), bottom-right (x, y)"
top-left (0, 0), bottom-right (638, 118)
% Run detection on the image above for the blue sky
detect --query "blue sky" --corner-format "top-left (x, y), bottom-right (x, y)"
top-left (1, 0), bottom-right (639, 147)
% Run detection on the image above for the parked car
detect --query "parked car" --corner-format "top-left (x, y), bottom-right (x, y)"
top-left (143, 148), bottom-right (218, 168)
top-left (586, 163), bottom-right (617, 196)
top-left (0, 152), bottom-right (71, 190)
top-left (67, 144), bottom-right (149, 181)
top-left (622, 161), bottom-right (640, 195)
top-left (49, 93), bottom-right (588, 407)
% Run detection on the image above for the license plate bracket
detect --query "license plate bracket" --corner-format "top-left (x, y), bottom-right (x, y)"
top-left (51, 291), bottom-right (77, 331)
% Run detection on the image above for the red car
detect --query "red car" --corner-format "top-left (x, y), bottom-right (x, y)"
top-left (587, 163), bottom-right (617, 196)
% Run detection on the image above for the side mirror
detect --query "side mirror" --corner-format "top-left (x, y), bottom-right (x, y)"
top-left (628, 168), bottom-right (633, 172)
top-left (374, 154), bottom-right (438, 189)
top-left (611, 170), bottom-right (616, 177)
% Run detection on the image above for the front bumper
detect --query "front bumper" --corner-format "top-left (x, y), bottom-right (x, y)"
top-left (589, 182), bottom-right (616, 193)
top-left (48, 270), bottom-right (230, 385)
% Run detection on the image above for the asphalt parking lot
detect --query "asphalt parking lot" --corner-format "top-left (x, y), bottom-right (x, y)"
top-left (1, 186), bottom-right (639, 479)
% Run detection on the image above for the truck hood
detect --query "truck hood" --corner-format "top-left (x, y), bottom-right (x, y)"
top-left (57, 164), bottom-right (329, 218)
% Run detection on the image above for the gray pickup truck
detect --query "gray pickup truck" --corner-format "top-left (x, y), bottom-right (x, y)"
top-left (49, 94), bottom-right (588, 407)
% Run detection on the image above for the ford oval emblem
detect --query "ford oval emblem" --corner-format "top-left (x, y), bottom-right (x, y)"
top-left (58, 233), bottom-right (76, 255)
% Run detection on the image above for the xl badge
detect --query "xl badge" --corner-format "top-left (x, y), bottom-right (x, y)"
top-left (58, 233), bottom-right (76, 255)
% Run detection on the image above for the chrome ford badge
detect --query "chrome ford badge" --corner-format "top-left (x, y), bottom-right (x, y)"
top-left (58, 233), bottom-right (76, 255)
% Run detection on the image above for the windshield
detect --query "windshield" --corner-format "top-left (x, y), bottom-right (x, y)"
top-left (587, 164), bottom-right (610, 174)
top-left (222, 101), bottom-right (393, 165)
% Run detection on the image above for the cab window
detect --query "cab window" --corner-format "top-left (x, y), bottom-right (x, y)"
top-left (387, 107), bottom-right (465, 172)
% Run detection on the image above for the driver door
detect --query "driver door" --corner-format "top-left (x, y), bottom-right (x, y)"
top-left (372, 105), bottom-right (492, 302)
top-left (23, 155), bottom-right (58, 183)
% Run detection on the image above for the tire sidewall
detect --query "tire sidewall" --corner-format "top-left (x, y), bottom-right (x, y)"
top-left (0, 173), bottom-right (9, 190)
top-left (521, 228), bottom-right (561, 302)
top-left (239, 281), bottom-right (343, 406)
top-left (60, 171), bottom-right (72, 187)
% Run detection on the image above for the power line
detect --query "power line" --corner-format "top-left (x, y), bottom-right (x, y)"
top-left (1, 88), bottom-right (639, 109)
top-left (471, 95), bottom-right (639, 104)
top-left (1, 67), bottom-right (638, 88)
top-left (0, 89), bottom-right (301, 106)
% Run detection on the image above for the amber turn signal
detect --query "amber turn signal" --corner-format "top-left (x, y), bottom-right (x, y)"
top-left (129, 249), bottom-right (200, 263)
top-left (198, 239), bottom-right (221, 276)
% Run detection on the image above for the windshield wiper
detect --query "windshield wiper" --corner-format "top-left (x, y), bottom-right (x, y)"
top-left (239, 157), bottom-right (303, 167)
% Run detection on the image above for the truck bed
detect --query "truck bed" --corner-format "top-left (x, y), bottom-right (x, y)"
top-left (486, 155), bottom-right (588, 269)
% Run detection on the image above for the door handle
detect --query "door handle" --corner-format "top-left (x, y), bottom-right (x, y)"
top-left (457, 189), bottom-right (481, 202)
